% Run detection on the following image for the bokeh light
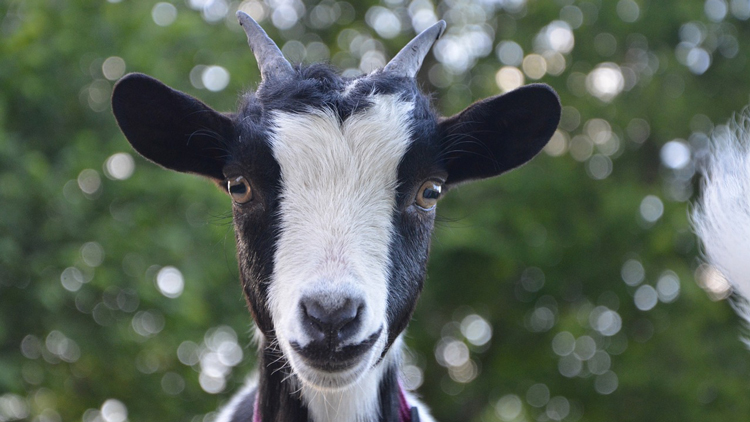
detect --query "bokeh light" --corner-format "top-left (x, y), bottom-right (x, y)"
top-left (104, 152), bottom-right (135, 180)
top-left (81, 241), bottom-right (105, 267)
top-left (460, 314), bottom-right (492, 346)
top-left (695, 264), bottom-right (732, 300)
top-left (45, 331), bottom-right (81, 363)
top-left (78, 169), bottom-right (101, 196)
top-left (270, 0), bottom-right (302, 30)
top-left (495, 395), bottom-right (523, 421)
top-left (586, 63), bottom-right (624, 102)
top-left (661, 140), bottom-right (691, 169)
top-left (202, 66), bottom-right (230, 92)
top-left (162, 372), bottom-right (186, 395)
top-left (573, 336), bottom-right (596, 360)
top-left (101, 399), bottom-right (127, 422)
top-left (522, 54), bottom-right (547, 80)
top-left (495, 66), bottom-right (524, 92)
top-left (639, 195), bottom-right (664, 223)
top-left (732, 0), bottom-right (750, 19)
top-left (634, 285), bottom-right (658, 311)
top-left (627, 118), bottom-right (650, 143)
top-left (586, 154), bottom-right (613, 180)
top-left (365, 6), bottom-right (401, 39)
top-left (193, 326), bottom-right (245, 394)
top-left (552, 331), bottom-right (575, 356)
top-left (617, 0), bottom-right (640, 22)
top-left (189, 0), bottom-right (229, 23)
top-left (101, 57), bottom-right (126, 81)
top-left (589, 306), bottom-right (622, 336)
top-left (156, 266), bottom-right (184, 298)
top-left (526, 383), bottom-right (550, 408)
top-left (594, 371), bottom-right (619, 394)
top-left (60, 267), bottom-right (85, 292)
top-left (705, 0), bottom-right (729, 22)
top-left (544, 130), bottom-right (568, 156)
top-left (594, 33), bottom-right (617, 56)
top-left (132, 310), bottom-right (165, 337)
top-left (657, 271), bottom-right (681, 303)
top-left (546, 396), bottom-right (570, 421)
top-left (496, 41), bottom-right (523, 66)
top-left (152, 3), bottom-right (177, 27)
top-left (536, 21), bottom-right (574, 54)
top-left (0, 395), bottom-right (29, 421)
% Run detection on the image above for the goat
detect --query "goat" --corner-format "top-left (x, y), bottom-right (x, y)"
top-left (111, 12), bottom-right (560, 422)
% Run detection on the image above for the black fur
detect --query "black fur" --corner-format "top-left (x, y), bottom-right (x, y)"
top-left (377, 365), bottom-right (402, 422)
top-left (112, 73), bottom-right (233, 181)
top-left (257, 343), bottom-right (309, 422)
top-left (438, 84), bottom-right (561, 186)
top-left (384, 92), bottom-right (445, 351)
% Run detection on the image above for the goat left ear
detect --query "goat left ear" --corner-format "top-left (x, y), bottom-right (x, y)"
top-left (439, 84), bottom-right (561, 186)
top-left (112, 73), bottom-right (234, 182)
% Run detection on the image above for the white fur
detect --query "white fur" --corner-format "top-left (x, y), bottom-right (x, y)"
top-left (403, 391), bottom-right (436, 422)
top-left (301, 339), bottom-right (436, 422)
top-left (301, 346), bottom-right (395, 422)
top-left (267, 94), bottom-right (415, 406)
top-left (215, 375), bottom-right (258, 422)
top-left (693, 113), bottom-right (750, 329)
top-left (342, 79), bottom-right (360, 97)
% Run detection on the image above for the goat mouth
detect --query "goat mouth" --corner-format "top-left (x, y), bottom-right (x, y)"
top-left (290, 328), bottom-right (383, 373)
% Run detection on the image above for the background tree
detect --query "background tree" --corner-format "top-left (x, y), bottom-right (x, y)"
top-left (2, 0), bottom-right (750, 421)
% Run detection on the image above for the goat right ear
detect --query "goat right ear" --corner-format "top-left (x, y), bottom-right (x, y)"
top-left (112, 73), bottom-right (233, 181)
top-left (439, 84), bottom-right (561, 186)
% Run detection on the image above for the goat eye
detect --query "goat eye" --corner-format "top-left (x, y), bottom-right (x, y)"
top-left (228, 176), bottom-right (253, 204)
top-left (415, 181), bottom-right (442, 210)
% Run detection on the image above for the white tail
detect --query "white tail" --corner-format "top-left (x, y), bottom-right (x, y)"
top-left (693, 112), bottom-right (750, 334)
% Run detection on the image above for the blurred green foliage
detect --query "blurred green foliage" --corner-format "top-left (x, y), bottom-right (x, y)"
top-left (2, 0), bottom-right (750, 421)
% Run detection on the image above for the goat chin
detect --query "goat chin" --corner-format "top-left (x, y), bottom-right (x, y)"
top-left (694, 111), bottom-right (750, 334)
top-left (284, 330), bottom-right (388, 391)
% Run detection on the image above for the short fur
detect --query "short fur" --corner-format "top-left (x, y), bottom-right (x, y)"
top-left (111, 17), bottom-right (561, 422)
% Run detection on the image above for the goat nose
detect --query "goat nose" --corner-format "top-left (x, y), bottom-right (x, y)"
top-left (300, 297), bottom-right (363, 344)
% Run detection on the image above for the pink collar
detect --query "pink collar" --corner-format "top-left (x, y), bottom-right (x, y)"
top-left (252, 386), bottom-right (417, 422)
top-left (398, 386), bottom-right (416, 422)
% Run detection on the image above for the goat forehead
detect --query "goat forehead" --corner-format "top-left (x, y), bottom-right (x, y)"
top-left (270, 94), bottom-right (415, 198)
top-left (268, 94), bottom-right (414, 277)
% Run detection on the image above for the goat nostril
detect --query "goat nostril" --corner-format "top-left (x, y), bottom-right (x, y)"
top-left (338, 304), bottom-right (364, 341)
top-left (300, 302), bottom-right (327, 342)
top-left (300, 297), bottom-right (363, 344)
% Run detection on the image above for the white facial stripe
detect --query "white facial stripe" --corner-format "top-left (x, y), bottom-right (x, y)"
top-left (268, 94), bottom-right (414, 359)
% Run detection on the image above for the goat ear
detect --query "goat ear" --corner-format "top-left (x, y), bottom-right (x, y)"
top-left (111, 73), bottom-right (233, 181)
top-left (439, 84), bottom-right (561, 186)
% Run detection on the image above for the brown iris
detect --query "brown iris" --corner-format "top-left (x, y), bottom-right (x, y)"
top-left (228, 176), bottom-right (253, 204)
top-left (415, 181), bottom-right (441, 210)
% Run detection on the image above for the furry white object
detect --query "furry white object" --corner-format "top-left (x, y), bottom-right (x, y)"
top-left (266, 94), bottom-right (416, 421)
top-left (693, 113), bottom-right (750, 327)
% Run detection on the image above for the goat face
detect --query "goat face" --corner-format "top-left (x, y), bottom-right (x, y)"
top-left (112, 14), bottom-right (560, 394)
top-left (231, 73), bottom-right (444, 389)
top-left (262, 94), bottom-right (429, 387)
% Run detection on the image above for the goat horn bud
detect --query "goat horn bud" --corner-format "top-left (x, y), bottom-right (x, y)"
top-left (384, 20), bottom-right (446, 78)
top-left (236, 11), bottom-right (294, 81)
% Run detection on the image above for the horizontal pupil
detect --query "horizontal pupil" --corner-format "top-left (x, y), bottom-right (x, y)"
top-left (230, 184), bottom-right (246, 194)
top-left (423, 188), bottom-right (439, 199)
